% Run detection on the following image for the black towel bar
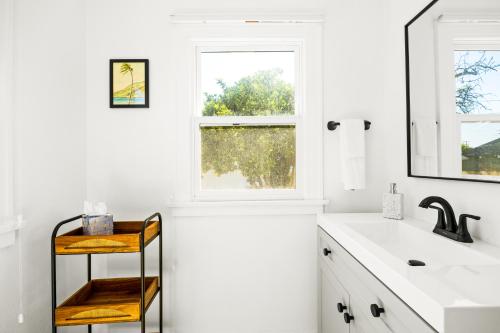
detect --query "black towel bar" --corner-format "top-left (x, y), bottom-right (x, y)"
top-left (327, 120), bottom-right (371, 131)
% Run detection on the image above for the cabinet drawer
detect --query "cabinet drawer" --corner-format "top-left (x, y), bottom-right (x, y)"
top-left (318, 228), bottom-right (436, 333)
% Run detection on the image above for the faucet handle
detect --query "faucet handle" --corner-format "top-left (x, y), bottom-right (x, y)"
top-left (457, 214), bottom-right (481, 243)
top-left (460, 214), bottom-right (481, 221)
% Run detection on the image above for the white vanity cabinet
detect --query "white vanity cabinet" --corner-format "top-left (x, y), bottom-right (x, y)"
top-left (319, 254), bottom-right (381, 333)
top-left (318, 227), bottom-right (436, 333)
top-left (319, 263), bottom-right (349, 333)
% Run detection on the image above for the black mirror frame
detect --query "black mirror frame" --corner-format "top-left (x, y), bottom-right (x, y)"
top-left (405, 0), bottom-right (500, 185)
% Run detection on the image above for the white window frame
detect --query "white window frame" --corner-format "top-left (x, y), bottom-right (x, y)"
top-left (193, 42), bottom-right (304, 201)
top-left (171, 23), bottom-right (323, 203)
top-left (436, 20), bottom-right (500, 179)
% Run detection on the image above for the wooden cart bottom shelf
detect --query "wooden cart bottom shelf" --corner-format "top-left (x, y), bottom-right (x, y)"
top-left (55, 277), bottom-right (159, 327)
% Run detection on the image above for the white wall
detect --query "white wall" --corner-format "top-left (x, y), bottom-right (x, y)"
top-left (84, 0), bottom-right (387, 332)
top-left (169, 214), bottom-right (317, 333)
top-left (83, 0), bottom-right (389, 232)
top-left (383, 0), bottom-right (500, 247)
top-left (323, 0), bottom-right (387, 213)
top-left (0, 0), bottom-right (88, 332)
top-left (0, 1), bottom-right (19, 330)
top-left (0, 0), bottom-right (15, 221)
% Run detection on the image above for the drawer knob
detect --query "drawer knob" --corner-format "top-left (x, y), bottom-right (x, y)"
top-left (370, 304), bottom-right (385, 317)
top-left (344, 313), bottom-right (354, 324)
top-left (337, 303), bottom-right (347, 313)
top-left (323, 248), bottom-right (332, 256)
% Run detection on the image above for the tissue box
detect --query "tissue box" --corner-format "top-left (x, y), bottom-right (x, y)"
top-left (82, 214), bottom-right (113, 235)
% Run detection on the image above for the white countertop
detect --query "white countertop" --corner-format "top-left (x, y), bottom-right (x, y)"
top-left (318, 213), bottom-right (500, 333)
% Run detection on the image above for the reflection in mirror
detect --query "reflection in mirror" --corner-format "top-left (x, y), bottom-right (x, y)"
top-left (406, 0), bottom-right (500, 183)
top-left (462, 122), bottom-right (500, 177)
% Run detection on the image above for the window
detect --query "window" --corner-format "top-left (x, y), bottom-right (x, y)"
top-left (194, 45), bottom-right (302, 199)
top-left (172, 23), bottom-right (323, 202)
top-left (455, 50), bottom-right (500, 177)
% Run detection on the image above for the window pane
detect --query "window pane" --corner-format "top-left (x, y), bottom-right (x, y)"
top-left (462, 122), bottom-right (500, 176)
top-left (201, 125), bottom-right (296, 189)
top-left (200, 51), bottom-right (295, 116)
top-left (455, 50), bottom-right (500, 115)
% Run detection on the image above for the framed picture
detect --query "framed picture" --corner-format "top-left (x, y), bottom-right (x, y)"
top-left (110, 59), bottom-right (149, 108)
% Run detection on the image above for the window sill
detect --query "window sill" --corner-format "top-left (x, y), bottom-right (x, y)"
top-left (166, 199), bottom-right (329, 217)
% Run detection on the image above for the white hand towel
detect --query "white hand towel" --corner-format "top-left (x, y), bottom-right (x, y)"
top-left (412, 118), bottom-right (438, 176)
top-left (339, 119), bottom-right (366, 191)
top-left (414, 118), bottom-right (437, 157)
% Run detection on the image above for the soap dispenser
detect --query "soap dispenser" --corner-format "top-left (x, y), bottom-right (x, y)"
top-left (383, 183), bottom-right (403, 220)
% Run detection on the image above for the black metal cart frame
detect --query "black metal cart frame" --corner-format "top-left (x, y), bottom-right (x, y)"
top-left (50, 212), bottom-right (163, 333)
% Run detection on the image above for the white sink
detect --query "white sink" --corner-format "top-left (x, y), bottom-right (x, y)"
top-left (345, 221), bottom-right (500, 267)
top-left (318, 213), bottom-right (500, 333)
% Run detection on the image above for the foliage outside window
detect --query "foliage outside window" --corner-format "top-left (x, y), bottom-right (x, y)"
top-left (197, 50), bottom-right (298, 191)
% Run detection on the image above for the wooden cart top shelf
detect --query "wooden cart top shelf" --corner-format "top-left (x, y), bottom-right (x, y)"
top-left (55, 221), bottom-right (160, 255)
top-left (55, 277), bottom-right (159, 327)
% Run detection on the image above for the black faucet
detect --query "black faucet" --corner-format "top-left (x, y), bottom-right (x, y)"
top-left (418, 196), bottom-right (480, 243)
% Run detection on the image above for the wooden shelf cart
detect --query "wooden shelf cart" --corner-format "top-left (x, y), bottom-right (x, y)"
top-left (51, 213), bottom-right (163, 333)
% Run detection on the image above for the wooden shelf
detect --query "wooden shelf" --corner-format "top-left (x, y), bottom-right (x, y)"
top-left (55, 277), bottom-right (159, 327)
top-left (51, 213), bottom-right (163, 332)
top-left (54, 221), bottom-right (160, 255)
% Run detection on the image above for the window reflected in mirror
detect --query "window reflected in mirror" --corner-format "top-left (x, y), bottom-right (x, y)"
top-left (461, 122), bottom-right (500, 177)
top-left (455, 51), bottom-right (500, 115)
top-left (455, 51), bottom-right (500, 178)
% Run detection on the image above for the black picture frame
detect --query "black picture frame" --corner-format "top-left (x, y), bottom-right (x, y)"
top-left (405, 0), bottom-right (500, 185)
top-left (110, 59), bottom-right (149, 108)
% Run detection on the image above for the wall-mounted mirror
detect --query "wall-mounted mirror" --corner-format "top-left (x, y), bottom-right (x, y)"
top-left (406, 0), bottom-right (500, 183)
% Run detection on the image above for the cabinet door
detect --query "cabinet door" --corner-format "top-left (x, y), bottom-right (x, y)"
top-left (348, 294), bottom-right (390, 333)
top-left (319, 261), bottom-right (350, 333)
top-left (349, 311), bottom-right (383, 333)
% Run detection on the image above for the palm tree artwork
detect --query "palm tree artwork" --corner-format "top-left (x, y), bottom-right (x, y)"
top-left (120, 63), bottom-right (134, 105)
top-left (110, 59), bottom-right (149, 108)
